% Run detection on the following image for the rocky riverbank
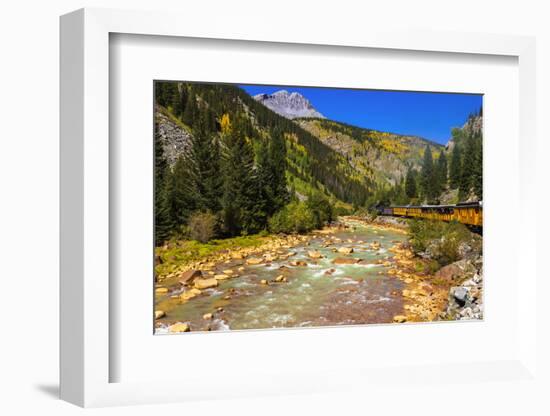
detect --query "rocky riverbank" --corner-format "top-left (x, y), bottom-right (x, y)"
top-left (348, 216), bottom-right (483, 323)
top-left (154, 216), bottom-right (483, 333)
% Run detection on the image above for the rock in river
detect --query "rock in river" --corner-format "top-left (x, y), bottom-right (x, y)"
top-left (337, 247), bottom-right (354, 254)
top-left (246, 257), bottom-right (264, 265)
top-left (194, 278), bottom-right (219, 290)
top-left (154, 310), bottom-right (166, 320)
top-left (393, 315), bottom-right (407, 323)
top-left (179, 269), bottom-right (202, 286)
top-left (332, 257), bottom-right (361, 265)
top-left (308, 250), bottom-right (323, 259)
top-left (168, 322), bottom-right (190, 333)
top-left (214, 274), bottom-right (231, 280)
top-left (203, 313), bottom-right (213, 320)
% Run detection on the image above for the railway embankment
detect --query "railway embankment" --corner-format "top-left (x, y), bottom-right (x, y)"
top-left (407, 218), bottom-right (483, 320)
top-left (357, 214), bottom-right (484, 321)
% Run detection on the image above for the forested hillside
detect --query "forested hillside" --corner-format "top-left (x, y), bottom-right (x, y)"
top-left (379, 111), bottom-right (483, 206)
top-left (154, 81), bottom-right (482, 245)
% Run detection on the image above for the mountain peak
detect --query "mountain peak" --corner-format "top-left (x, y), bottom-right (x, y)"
top-left (253, 90), bottom-right (324, 119)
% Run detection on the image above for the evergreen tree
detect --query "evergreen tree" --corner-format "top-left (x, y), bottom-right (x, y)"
top-left (165, 155), bottom-right (197, 228)
top-left (471, 132), bottom-right (483, 199)
top-left (182, 91), bottom-right (198, 127)
top-left (220, 114), bottom-right (258, 236)
top-left (254, 139), bottom-right (273, 226)
top-left (459, 132), bottom-right (476, 200)
top-left (170, 83), bottom-right (183, 118)
top-left (420, 145), bottom-right (436, 202)
top-left (449, 144), bottom-right (461, 189)
top-left (190, 112), bottom-right (222, 213)
top-left (405, 168), bottom-right (417, 199)
top-left (268, 128), bottom-right (289, 212)
top-left (435, 150), bottom-right (448, 193)
top-left (154, 127), bottom-right (173, 244)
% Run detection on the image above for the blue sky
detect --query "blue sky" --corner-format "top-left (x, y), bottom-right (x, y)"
top-left (240, 84), bottom-right (482, 144)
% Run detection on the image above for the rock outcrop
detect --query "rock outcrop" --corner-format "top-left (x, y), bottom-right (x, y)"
top-left (253, 90), bottom-right (325, 119)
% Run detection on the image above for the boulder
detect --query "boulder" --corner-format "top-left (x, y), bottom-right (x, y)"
top-left (393, 315), bottom-right (407, 323)
top-left (154, 310), bottom-right (166, 320)
top-left (435, 260), bottom-right (476, 283)
top-left (289, 260), bottom-right (308, 267)
top-left (222, 269), bottom-right (234, 275)
top-left (260, 279), bottom-right (269, 285)
top-left (308, 250), bottom-right (323, 259)
top-left (168, 322), bottom-right (190, 333)
top-left (246, 257), bottom-right (264, 265)
top-left (179, 269), bottom-right (202, 285)
top-left (194, 278), bottom-right (219, 290)
top-left (179, 288), bottom-right (202, 301)
top-left (203, 313), bottom-right (213, 320)
top-left (452, 287), bottom-right (469, 306)
top-left (214, 274), bottom-right (231, 280)
top-left (155, 287), bottom-right (168, 294)
top-left (264, 253), bottom-right (278, 262)
top-left (274, 275), bottom-right (285, 282)
top-left (337, 247), bottom-right (354, 254)
top-left (332, 257), bottom-right (361, 265)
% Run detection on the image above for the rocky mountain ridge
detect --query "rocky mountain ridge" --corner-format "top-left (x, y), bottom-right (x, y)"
top-left (253, 90), bottom-right (325, 119)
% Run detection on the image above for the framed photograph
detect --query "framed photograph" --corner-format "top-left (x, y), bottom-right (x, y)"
top-left (60, 8), bottom-right (538, 408)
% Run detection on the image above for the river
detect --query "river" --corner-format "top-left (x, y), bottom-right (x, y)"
top-left (155, 219), bottom-right (409, 333)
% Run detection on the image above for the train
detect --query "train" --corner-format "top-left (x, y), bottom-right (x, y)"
top-left (378, 201), bottom-right (483, 227)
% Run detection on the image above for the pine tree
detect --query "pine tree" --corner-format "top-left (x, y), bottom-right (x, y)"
top-left (254, 139), bottom-right (273, 226)
top-left (449, 144), bottom-right (461, 189)
top-left (459, 132), bottom-right (476, 200)
top-left (220, 114), bottom-right (258, 236)
top-left (190, 112), bottom-right (222, 213)
top-left (268, 128), bottom-right (289, 212)
top-left (405, 168), bottom-right (417, 199)
top-left (170, 83), bottom-right (183, 118)
top-left (154, 126), bottom-right (173, 244)
top-left (420, 145), bottom-right (436, 202)
top-left (182, 91), bottom-right (198, 127)
top-left (436, 150), bottom-right (448, 194)
top-left (471, 132), bottom-right (483, 200)
top-left (165, 155), bottom-right (197, 228)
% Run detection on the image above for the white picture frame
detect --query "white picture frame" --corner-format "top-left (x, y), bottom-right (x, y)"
top-left (60, 7), bottom-right (539, 408)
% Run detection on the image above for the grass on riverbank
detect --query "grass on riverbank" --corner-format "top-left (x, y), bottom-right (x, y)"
top-left (155, 234), bottom-right (269, 276)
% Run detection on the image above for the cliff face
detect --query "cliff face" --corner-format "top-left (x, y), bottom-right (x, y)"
top-left (155, 105), bottom-right (193, 167)
top-left (445, 115), bottom-right (483, 152)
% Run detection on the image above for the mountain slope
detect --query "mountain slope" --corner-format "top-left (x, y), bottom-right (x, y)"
top-left (253, 90), bottom-right (325, 119)
top-left (155, 82), bottom-right (447, 208)
top-left (156, 82), bottom-right (372, 206)
top-left (294, 118), bottom-right (444, 186)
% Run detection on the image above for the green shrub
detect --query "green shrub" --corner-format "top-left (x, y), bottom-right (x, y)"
top-left (306, 192), bottom-right (334, 228)
top-left (188, 211), bottom-right (217, 243)
top-left (409, 219), bottom-right (472, 266)
top-left (269, 201), bottom-right (317, 234)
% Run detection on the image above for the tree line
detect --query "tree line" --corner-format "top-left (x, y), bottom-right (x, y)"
top-left (154, 82), bottom-right (335, 245)
top-left (366, 113), bottom-right (482, 208)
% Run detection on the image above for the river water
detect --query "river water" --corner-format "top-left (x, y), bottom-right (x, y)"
top-left (156, 220), bottom-right (408, 333)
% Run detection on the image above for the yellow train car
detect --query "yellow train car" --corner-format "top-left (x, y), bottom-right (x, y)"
top-left (387, 202), bottom-right (482, 227)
